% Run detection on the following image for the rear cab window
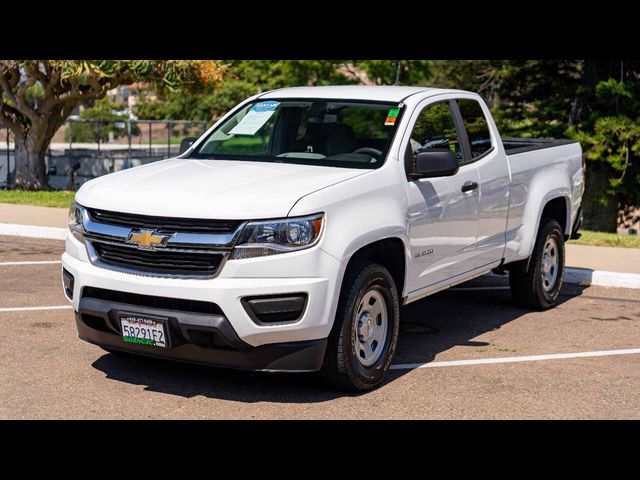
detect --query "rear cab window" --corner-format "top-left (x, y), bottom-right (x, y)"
top-left (456, 99), bottom-right (493, 160)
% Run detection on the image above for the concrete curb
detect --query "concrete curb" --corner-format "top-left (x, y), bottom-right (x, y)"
top-left (564, 268), bottom-right (640, 290)
top-left (1, 223), bottom-right (639, 289)
top-left (0, 223), bottom-right (67, 241)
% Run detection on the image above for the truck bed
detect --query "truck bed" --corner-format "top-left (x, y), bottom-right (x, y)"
top-left (502, 138), bottom-right (579, 156)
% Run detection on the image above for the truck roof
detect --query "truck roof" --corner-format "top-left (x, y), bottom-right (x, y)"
top-left (259, 85), bottom-right (452, 103)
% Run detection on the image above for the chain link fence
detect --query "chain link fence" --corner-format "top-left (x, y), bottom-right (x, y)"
top-left (0, 119), bottom-right (207, 190)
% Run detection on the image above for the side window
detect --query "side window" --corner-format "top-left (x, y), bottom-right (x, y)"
top-left (409, 101), bottom-right (463, 162)
top-left (457, 99), bottom-right (492, 159)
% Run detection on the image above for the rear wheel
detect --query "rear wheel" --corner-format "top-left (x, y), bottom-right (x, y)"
top-left (321, 261), bottom-right (400, 391)
top-left (509, 218), bottom-right (565, 309)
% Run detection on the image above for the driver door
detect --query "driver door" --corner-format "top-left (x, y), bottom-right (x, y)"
top-left (403, 100), bottom-right (481, 294)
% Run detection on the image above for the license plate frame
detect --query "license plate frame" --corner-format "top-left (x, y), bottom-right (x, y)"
top-left (118, 312), bottom-right (170, 349)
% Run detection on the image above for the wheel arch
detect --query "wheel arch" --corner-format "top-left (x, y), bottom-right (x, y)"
top-left (342, 237), bottom-right (409, 300)
top-left (541, 195), bottom-right (571, 237)
top-left (514, 194), bottom-right (571, 272)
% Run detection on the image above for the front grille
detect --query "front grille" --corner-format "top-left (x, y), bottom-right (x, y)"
top-left (82, 208), bottom-right (242, 278)
top-left (87, 207), bottom-right (242, 234)
top-left (91, 241), bottom-right (224, 277)
top-left (82, 287), bottom-right (224, 315)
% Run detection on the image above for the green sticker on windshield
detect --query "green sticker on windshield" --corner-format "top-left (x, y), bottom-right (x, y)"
top-left (385, 108), bottom-right (400, 126)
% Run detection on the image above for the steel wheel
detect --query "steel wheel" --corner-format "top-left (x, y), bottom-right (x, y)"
top-left (509, 218), bottom-right (565, 310)
top-left (541, 236), bottom-right (559, 292)
top-left (321, 261), bottom-right (400, 391)
top-left (354, 288), bottom-right (388, 367)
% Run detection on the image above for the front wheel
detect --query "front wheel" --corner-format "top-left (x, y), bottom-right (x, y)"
top-left (509, 218), bottom-right (565, 309)
top-left (321, 261), bottom-right (400, 391)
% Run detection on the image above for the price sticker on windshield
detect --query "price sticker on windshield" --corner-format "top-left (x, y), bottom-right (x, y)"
top-left (229, 101), bottom-right (280, 135)
top-left (385, 108), bottom-right (400, 126)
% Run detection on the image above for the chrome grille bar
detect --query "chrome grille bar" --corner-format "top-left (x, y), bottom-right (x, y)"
top-left (87, 207), bottom-right (243, 233)
top-left (82, 208), bottom-right (246, 249)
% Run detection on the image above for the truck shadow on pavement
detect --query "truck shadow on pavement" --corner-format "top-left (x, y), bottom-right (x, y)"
top-left (394, 282), bottom-right (585, 366)
top-left (90, 278), bottom-right (587, 403)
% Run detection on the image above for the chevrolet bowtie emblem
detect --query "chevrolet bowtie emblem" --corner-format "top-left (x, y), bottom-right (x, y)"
top-left (127, 229), bottom-right (171, 250)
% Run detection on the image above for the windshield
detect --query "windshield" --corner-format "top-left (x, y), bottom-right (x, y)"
top-left (190, 99), bottom-right (404, 169)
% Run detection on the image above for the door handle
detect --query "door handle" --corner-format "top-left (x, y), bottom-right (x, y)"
top-left (461, 181), bottom-right (478, 193)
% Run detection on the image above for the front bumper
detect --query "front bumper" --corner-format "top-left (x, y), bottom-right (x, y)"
top-left (75, 295), bottom-right (327, 371)
top-left (62, 230), bottom-right (344, 370)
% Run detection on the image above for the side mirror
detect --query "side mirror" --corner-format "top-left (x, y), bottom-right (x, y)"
top-left (178, 137), bottom-right (198, 155)
top-left (410, 148), bottom-right (459, 180)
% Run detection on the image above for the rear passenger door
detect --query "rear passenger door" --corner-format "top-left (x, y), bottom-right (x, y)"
top-left (455, 98), bottom-right (510, 269)
top-left (403, 100), bottom-right (481, 293)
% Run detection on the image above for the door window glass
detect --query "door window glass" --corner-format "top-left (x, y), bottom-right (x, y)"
top-left (409, 101), bottom-right (463, 162)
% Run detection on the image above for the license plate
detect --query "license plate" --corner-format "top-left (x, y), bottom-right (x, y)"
top-left (120, 314), bottom-right (167, 348)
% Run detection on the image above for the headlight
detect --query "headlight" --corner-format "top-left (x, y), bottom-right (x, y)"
top-left (68, 201), bottom-right (84, 242)
top-left (230, 213), bottom-right (324, 259)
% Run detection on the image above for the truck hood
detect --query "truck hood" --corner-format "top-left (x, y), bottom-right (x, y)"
top-left (75, 158), bottom-right (366, 219)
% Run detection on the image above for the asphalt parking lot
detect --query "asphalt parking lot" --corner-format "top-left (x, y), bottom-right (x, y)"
top-left (2, 235), bottom-right (640, 419)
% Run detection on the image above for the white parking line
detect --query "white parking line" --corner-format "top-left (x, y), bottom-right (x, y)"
top-left (0, 305), bottom-right (72, 313)
top-left (1, 303), bottom-right (637, 372)
top-left (0, 260), bottom-right (62, 266)
top-left (448, 286), bottom-right (510, 291)
top-left (391, 348), bottom-right (640, 370)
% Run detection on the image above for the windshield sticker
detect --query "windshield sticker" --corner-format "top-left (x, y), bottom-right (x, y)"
top-left (250, 101), bottom-right (280, 112)
top-left (385, 108), bottom-right (400, 126)
top-left (229, 101), bottom-right (280, 135)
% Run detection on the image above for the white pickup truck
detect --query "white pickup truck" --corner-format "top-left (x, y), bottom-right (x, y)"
top-left (62, 86), bottom-right (584, 390)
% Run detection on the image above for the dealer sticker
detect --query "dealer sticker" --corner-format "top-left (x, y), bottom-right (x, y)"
top-left (229, 101), bottom-right (280, 135)
top-left (385, 108), bottom-right (400, 126)
top-left (250, 101), bottom-right (280, 112)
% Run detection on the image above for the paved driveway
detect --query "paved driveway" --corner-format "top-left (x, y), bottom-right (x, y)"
top-left (2, 235), bottom-right (640, 419)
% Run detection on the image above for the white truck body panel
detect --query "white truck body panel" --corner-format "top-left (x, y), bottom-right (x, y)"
top-left (504, 142), bottom-right (583, 262)
top-left (75, 158), bottom-right (367, 219)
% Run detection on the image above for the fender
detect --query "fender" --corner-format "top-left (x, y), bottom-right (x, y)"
top-left (290, 161), bottom-right (411, 299)
top-left (505, 168), bottom-right (573, 263)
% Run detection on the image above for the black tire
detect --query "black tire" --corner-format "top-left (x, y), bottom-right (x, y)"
top-left (320, 261), bottom-right (400, 391)
top-left (509, 218), bottom-right (565, 309)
